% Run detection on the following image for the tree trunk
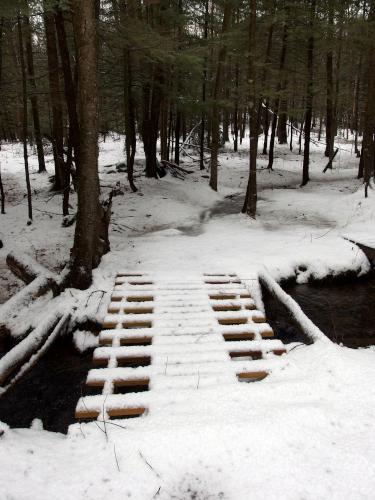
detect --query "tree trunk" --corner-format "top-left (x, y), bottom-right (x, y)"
top-left (362, 3), bottom-right (375, 196)
top-left (268, 9), bottom-right (288, 170)
top-left (353, 56), bottom-right (362, 158)
top-left (333, 10), bottom-right (343, 136)
top-left (261, 6), bottom-right (275, 155)
top-left (277, 99), bottom-right (288, 144)
top-left (0, 18), bottom-right (4, 215)
top-left (200, 0), bottom-right (209, 169)
top-left (142, 65), bottom-right (163, 178)
top-left (55, 6), bottom-right (80, 171)
top-left (69, 0), bottom-right (102, 289)
top-left (240, 109), bottom-right (246, 144)
top-left (174, 107), bottom-right (181, 165)
top-left (210, 1), bottom-right (232, 191)
top-left (298, 115), bottom-right (304, 155)
top-left (301, 0), bottom-right (316, 187)
top-left (123, 47), bottom-right (137, 192)
top-left (43, 2), bottom-right (66, 198)
top-left (17, 14), bottom-right (32, 222)
top-left (160, 98), bottom-right (168, 161)
top-left (24, 11), bottom-right (46, 174)
top-left (242, 0), bottom-right (258, 218)
top-left (325, 3), bottom-right (334, 159)
top-left (233, 60), bottom-right (239, 152)
top-left (0, 161), bottom-right (4, 214)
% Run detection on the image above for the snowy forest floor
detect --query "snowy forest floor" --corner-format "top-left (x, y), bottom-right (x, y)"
top-left (0, 134), bottom-right (375, 499)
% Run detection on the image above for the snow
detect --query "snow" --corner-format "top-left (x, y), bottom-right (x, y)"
top-left (0, 132), bottom-right (375, 498)
top-left (73, 330), bottom-right (99, 352)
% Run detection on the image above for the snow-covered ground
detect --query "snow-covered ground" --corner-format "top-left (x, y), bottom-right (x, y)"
top-left (0, 134), bottom-right (375, 499)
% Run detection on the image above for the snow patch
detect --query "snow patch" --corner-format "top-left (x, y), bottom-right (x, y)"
top-left (73, 330), bottom-right (99, 352)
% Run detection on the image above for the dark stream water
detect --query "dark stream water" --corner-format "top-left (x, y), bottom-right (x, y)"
top-left (264, 273), bottom-right (375, 348)
top-left (0, 336), bottom-right (93, 433)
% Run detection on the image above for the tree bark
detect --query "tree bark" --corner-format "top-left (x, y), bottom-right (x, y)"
top-left (325, 2), bottom-right (334, 159)
top-left (277, 96), bottom-right (288, 144)
top-left (174, 107), bottom-right (181, 165)
top-left (242, 0), bottom-right (258, 218)
top-left (120, 0), bottom-right (137, 192)
top-left (24, 10), bottom-right (46, 174)
top-left (0, 161), bottom-right (4, 215)
top-left (233, 59), bottom-right (239, 152)
top-left (54, 6), bottom-right (80, 171)
top-left (210, 1), bottom-right (232, 191)
top-left (261, 4), bottom-right (275, 155)
top-left (200, 0), bottom-right (209, 169)
top-left (69, 0), bottom-right (102, 289)
top-left (17, 14), bottom-right (33, 222)
top-left (353, 56), bottom-right (362, 158)
top-left (301, 0), bottom-right (316, 187)
top-left (362, 3), bottom-right (375, 197)
top-left (43, 2), bottom-right (66, 198)
top-left (268, 7), bottom-right (288, 170)
top-left (123, 47), bottom-right (137, 191)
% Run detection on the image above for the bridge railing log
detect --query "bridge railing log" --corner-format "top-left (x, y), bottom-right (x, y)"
top-left (258, 269), bottom-right (331, 344)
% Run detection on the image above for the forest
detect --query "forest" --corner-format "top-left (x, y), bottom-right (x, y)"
top-left (0, 1), bottom-right (374, 499)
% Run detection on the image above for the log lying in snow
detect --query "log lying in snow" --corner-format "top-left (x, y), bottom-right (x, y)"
top-left (0, 252), bottom-right (61, 338)
top-left (258, 269), bottom-right (331, 344)
top-left (0, 276), bottom-right (56, 336)
top-left (160, 160), bottom-right (194, 180)
top-left (0, 312), bottom-right (71, 389)
top-left (6, 252), bottom-right (54, 284)
top-left (6, 251), bottom-right (60, 290)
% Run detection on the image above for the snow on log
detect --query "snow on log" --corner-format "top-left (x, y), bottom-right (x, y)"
top-left (0, 312), bottom-right (71, 388)
top-left (0, 275), bottom-right (57, 338)
top-left (258, 268), bottom-right (331, 344)
top-left (6, 251), bottom-right (58, 285)
top-left (0, 252), bottom-right (61, 339)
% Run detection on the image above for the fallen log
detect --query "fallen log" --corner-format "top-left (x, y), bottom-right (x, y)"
top-left (6, 251), bottom-right (56, 285)
top-left (0, 312), bottom-right (71, 388)
top-left (160, 160), bottom-right (194, 180)
top-left (259, 269), bottom-right (331, 344)
top-left (0, 275), bottom-right (60, 339)
top-left (0, 252), bottom-right (61, 339)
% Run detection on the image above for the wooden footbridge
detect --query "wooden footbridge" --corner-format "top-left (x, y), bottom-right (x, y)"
top-left (75, 272), bottom-right (288, 421)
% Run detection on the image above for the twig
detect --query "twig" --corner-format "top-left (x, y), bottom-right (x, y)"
top-left (152, 486), bottom-right (161, 498)
top-left (139, 451), bottom-right (161, 479)
top-left (113, 444), bottom-right (121, 472)
top-left (85, 289), bottom-right (106, 308)
top-left (102, 395), bottom-right (109, 442)
top-left (164, 356), bottom-right (168, 375)
top-left (288, 343), bottom-right (305, 352)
